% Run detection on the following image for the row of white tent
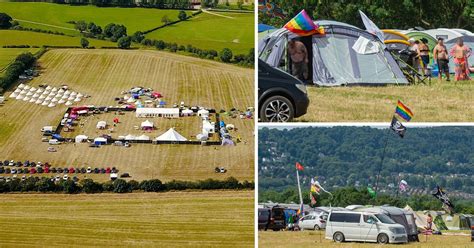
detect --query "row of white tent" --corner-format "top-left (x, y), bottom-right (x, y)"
top-left (8, 84), bottom-right (84, 107)
top-left (77, 128), bottom-right (188, 143)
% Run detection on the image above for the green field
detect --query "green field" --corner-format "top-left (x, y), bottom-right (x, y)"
top-left (146, 11), bottom-right (254, 54)
top-left (0, 47), bottom-right (39, 75)
top-left (0, 191), bottom-right (254, 247)
top-left (259, 230), bottom-right (473, 248)
top-left (0, 2), bottom-right (192, 36)
top-left (0, 30), bottom-right (115, 47)
top-left (297, 80), bottom-right (474, 122)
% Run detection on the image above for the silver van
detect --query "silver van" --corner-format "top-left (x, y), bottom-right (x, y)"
top-left (325, 211), bottom-right (408, 244)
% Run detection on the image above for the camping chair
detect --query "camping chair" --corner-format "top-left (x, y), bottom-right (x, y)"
top-left (392, 49), bottom-right (431, 85)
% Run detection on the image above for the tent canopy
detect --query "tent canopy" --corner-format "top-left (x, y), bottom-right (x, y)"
top-left (75, 135), bottom-right (88, 143)
top-left (259, 20), bottom-right (408, 86)
top-left (156, 128), bottom-right (187, 141)
top-left (141, 120), bottom-right (154, 128)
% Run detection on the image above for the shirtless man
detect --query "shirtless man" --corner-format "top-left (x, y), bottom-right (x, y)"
top-left (433, 37), bottom-right (450, 81)
top-left (288, 39), bottom-right (308, 81)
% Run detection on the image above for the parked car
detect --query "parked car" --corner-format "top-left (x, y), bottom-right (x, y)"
top-left (258, 207), bottom-right (286, 231)
top-left (299, 212), bottom-right (328, 230)
top-left (325, 211), bottom-right (408, 244)
top-left (258, 59), bottom-right (309, 122)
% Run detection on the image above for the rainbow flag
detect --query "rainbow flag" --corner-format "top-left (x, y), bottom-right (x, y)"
top-left (284, 10), bottom-right (324, 36)
top-left (395, 100), bottom-right (414, 121)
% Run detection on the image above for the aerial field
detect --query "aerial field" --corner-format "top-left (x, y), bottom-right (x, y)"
top-left (146, 11), bottom-right (254, 54)
top-left (0, 49), bottom-right (254, 182)
top-left (0, 47), bottom-right (39, 75)
top-left (297, 80), bottom-right (474, 122)
top-left (0, 2), bottom-right (191, 36)
top-left (0, 191), bottom-right (254, 247)
top-left (0, 30), bottom-right (116, 47)
top-left (259, 230), bottom-right (473, 248)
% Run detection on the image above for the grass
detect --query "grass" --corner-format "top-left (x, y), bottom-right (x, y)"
top-left (0, 30), bottom-right (116, 47)
top-left (0, 191), bottom-right (254, 247)
top-left (259, 230), bottom-right (473, 247)
top-left (0, 49), bottom-right (254, 182)
top-left (0, 47), bottom-right (39, 75)
top-left (145, 12), bottom-right (254, 54)
top-left (0, 2), bottom-right (192, 36)
top-left (297, 80), bottom-right (474, 122)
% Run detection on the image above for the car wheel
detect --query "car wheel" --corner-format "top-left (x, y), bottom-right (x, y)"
top-left (377, 233), bottom-right (389, 244)
top-left (314, 224), bottom-right (320, 230)
top-left (260, 95), bottom-right (294, 122)
top-left (333, 232), bottom-right (345, 243)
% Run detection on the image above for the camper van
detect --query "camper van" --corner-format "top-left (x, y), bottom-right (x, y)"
top-left (258, 207), bottom-right (286, 231)
top-left (325, 211), bottom-right (408, 244)
top-left (41, 126), bottom-right (54, 133)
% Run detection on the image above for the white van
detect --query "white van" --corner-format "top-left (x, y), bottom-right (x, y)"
top-left (41, 126), bottom-right (54, 132)
top-left (325, 211), bottom-right (407, 244)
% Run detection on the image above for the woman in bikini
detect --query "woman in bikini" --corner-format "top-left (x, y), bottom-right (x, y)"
top-left (449, 37), bottom-right (472, 81)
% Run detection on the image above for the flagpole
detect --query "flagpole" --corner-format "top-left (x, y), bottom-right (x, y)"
top-left (374, 127), bottom-right (391, 197)
top-left (296, 168), bottom-right (303, 211)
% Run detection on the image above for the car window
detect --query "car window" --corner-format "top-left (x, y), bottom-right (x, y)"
top-left (375, 214), bottom-right (397, 224)
top-left (329, 213), bottom-right (361, 223)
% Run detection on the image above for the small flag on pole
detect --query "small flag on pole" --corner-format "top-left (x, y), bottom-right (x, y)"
top-left (432, 186), bottom-right (454, 212)
top-left (296, 162), bottom-right (304, 171)
top-left (395, 100), bottom-right (414, 121)
top-left (390, 116), bottom-right (407, 138)
top-left (367, 187), bottom-right (376, 198)
top-left (284, 9), bottom-right (324, 36)
top-left (399, 180), bottom-right (408, 192)
top-left (310, 192), bottom-right (317, 206)
top-left (296, 202), bottom-right (304, 216)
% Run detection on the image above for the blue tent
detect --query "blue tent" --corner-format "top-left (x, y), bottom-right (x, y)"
top-left (258, 23), bottom-right (275, 33)
top-left (52, 134), bottom-right (62, 140)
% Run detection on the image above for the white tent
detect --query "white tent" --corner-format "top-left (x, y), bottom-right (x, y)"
top-left (203, 120), bottom-right (215, 133)
top-left (29, 87), bottom-right (36, 92)
top-left (96, 121), bottom-right (107, 129)
top-left (156, 128), bottom-right (187, 141)
top-left (39, 95), bottom-right (46, 100)
top-left (140, 120), bottom-right (154, 129)
top-left (182, 109), bottom-right (194, 116)
top-left (41, 101), bottom-right (49, 106)
top-left (65, 101), bottom-right (73, 106)
top-left (18, 83), bottom-right (25, 89)
top-left (45, 86), bottom-right (52, 90)
top-left (24, 85), bottom-right (31, 90)
top-left (48, 102), bottom-right (56, 108)
top-left (35, 99), bottom-right (42, 104)
top-left (26, 92), bottom-right (33, 96)
top-left (36, 88), bottom-right (43, 93)
top-left (71, 92), bottom-right (77, 96)
top-left (16, 94), bottom-right (24, 100)
top-left (52, 87), bottom-right (58, 92)
top-left (137, 134), bottom-right (150, 141)
top-left (64, 90), bottom-right (70, 95)
top-left (74, 97), bottom-right (81, 102)
top-left (29, 98), bottom-right (36, 103)
top-left (124, 134), bottom-right (136, 140)
top-left (51, 98), bottom-right (58, 103)
top-left (45, 96), bottom-right (52, 101)
top-left (58, 89), bottom-right (65, 93)
top-left (14, 88), bottom-right (21, 93)
top-left (198, 109), bottom-right (209, 117)
top-left (68, 96), bottom-right (75, 101)
top-left (127, 98), bottom-right (135, 103)
top-left (61, 95), bottom-right (68, 99)
top-left (77, 93), bottom-right (84, 98)
top-left (9, 92), bottom-right (18, 98)
top-left (23, 96), bottom-right (30, 101)
top-left (32, 93), bottom-right (39, 98)
top-left (75, 135), bottom-right (88, 143)
top-left (58, 99), bottom-right (66, 104)
top-left (20, 90), bottom-right (27, 95)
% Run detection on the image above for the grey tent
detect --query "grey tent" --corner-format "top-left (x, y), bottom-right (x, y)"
top-left (259, 20), bottom-right (408, 86)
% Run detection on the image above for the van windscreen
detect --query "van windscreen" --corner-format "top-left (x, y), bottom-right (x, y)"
top-left (375, 214), bottom-right (396, 224)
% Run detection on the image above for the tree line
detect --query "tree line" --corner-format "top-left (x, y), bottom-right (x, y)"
top-left (0, 176), bottom-right (254, 194)
top-left (259, 0), bottom-right (473, 31)
top-left (0, 52), bottom-right (40, 94)
top-left (13, 0), bottom-right (195, 9)
top-left (259, 186), bottom-right (474, 215)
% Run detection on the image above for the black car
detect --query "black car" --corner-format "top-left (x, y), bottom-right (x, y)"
top-left (258, 59), bottom-right (309, 122)
top-left (258, 207), bottom-right (286, 231)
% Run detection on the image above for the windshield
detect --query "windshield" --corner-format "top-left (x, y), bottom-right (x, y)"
top-left (375, 214), bottom-right (396, 224)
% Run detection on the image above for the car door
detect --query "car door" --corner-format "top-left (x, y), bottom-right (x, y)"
top-left (359, 214), bottom-right (379, 242)
top-left (343, 213), bottom-right (362, 241)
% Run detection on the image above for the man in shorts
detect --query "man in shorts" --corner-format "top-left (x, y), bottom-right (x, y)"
top-left (288, 39), bottom-right (309, 81)
top-left (433, 37), bottom-right (450, 81)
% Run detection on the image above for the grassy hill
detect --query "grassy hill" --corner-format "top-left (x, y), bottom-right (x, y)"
top-left (0, 191), bottom-right (254, 247)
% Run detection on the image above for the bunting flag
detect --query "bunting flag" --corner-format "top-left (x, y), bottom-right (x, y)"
top-left (296, 162), bottom-right (304, 171)
top-left (310, 192), bottom-right (317, 205)
top-left (432, 186), bottom-right (454, 212)
top-left (359, 10), bottom-right (384, 43)
top-left (367, 187), bottom-right (376, 198)
top-left (390, 116), bottom-right (407, 138)
top-left (311, 178), bottom-right (331, 195)
top-left (395, 100), bottom-right (414, 121)
top-left (284, 9), bottom-right (325, 36)
top-left (399, 180), bottom-right (408, 192)
top-left (296, 202), bottom-right (304, 216)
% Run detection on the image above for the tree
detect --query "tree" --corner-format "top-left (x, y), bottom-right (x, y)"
top-left (0, 13), bottom-right (12, 29)
top-left (62, 180), bottom-right (81, 194)
top-left (131, 31), bottom-right (145, 43)
top-left (80, 37), bottom-right (89, 48)
top-left (219, 48), bottom-right (233, 63)
top-left (104, 23), bottom-right (116, 37)
top-left (178, 10), bottom-right (187, 21)
top-left (117, 36), bottom-right (132, 49)
top-left (140, 179), bottom-right (163, 192)
top-left (112, 24), bottom-right (127, 39)
top-left (74, 20), bottom-right (87, 33)
top-left (161, 15), bottom-right (171, 25)
top-left (112, 179), bottom-right (132, 193)
top-left (237, 0), bottom-right (243, 9)
top-left (82, 179), bottom-right (103, 193)
top-left (154, 40), bottom-right (165, 50)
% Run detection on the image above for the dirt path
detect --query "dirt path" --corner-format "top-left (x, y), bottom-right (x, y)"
top-left (202, 9), bottom-right (235, 19)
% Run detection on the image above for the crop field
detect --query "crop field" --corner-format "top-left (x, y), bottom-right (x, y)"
top-left (0, 30), bottom-right (115, 47)
top-left (0, 191), bottom-right (254, 247)
top-left (297, 80), bottom-right (474, 122)
top-left (146, 11), bottom-right (254, 54)
top-left (0, 49), bottom-right (254, 182)
top-left (0, 2), bottom-right (192, 36)
top-left (259, 230), bottom-right (473, 248)
top-left (0, 47), bottom-right (39, 75)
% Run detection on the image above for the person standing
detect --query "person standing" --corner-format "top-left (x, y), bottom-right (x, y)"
top-left (419, 38), bottom-right (430, 75)
top-left (450, 37), bottom-right (472, 81)
top-left (433, 37), bottom-right (450, 81)
top-left (288, 39), bottom-right (309, 81)
top-left (426, 213), bottom-right (433, 231)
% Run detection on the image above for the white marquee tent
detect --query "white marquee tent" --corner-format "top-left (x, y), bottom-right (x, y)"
top-left (156, 128), bottom-right (187, 141)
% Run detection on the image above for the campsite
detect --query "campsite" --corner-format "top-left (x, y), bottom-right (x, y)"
top-left (258, 3), bottom-right (474, 122)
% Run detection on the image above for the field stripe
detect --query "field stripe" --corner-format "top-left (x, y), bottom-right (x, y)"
top-left (14, 18), bottom-right (76, 31)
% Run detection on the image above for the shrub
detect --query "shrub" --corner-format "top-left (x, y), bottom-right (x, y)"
top-left (81, 179), bottom-right (103, 193)
top-left (117, 36), bottom-right (132, 49)
top-left (140, 179), bottom-right (164, 192)
top-left (113, 179), bottom-right (131, 193)
top-left (219, 48), bottom-right (233, 63)
top-left (62, 180), bottom-right (82, 194)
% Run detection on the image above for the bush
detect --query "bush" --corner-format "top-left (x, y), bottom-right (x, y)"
top-left (80, 38), bottom-right (89, 48)
top-left (0, 12), bottom-right (13, 29)
top-left (155, 40), bottom-right (165, 50)
top-left (131, 31), bottom-right (145, 43)
top-left (82, 179), bottom-right (103, 193)
top-left (62, 180), bottom-right (82, 194)
top-left (117, 36), bottom-right (132, 49)
top-left (219, 48), bottom-right (233, 63)
top-left (140, 179), bottom-right (164, 192)
top-left (128, 180), bottom-right (140, 190)
top-left (178, 10), bottom-right (187, 21)
top-left (36, 177), bottom-right (57, 192)
top-left (113, 179), bottom-right (132, 193)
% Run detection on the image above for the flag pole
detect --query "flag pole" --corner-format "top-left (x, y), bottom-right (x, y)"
top-left (374, 126), bottom-right (392, 197)
top-left (296, 168), bottom-right (303, 212)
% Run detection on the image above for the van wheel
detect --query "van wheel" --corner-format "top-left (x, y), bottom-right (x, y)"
top-left (260, 95), bottom-right (294, 122)
top-left (314, 225), bottom-right (320, 230)
top-left (377, 233), bottom-right (389, 244)
top-left (333, 232), bottom-right (345, 243)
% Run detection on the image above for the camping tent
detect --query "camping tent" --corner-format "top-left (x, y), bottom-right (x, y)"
top-left (96, 121), bottom-right (107, 129)
top-left (382, 29), bottom-right (409, 41)
top-left (259, 20), bottom-right (408, 86)
top-left (182, 109), bottom-right (193, 116)
top-left (140, 120), bottom-right (154, 130)
top-left (94, 137), bottom-right (107, 145)
top-left (404, 205), bottom-right (440, 231)
top-left (136, 134), bottom-right (150, 141)
top-left (442, 214), bottom-right (473, 230)
top-left (401, 31), bottom-right (437, 52)
top-left (124, 134), bottom-right (136, 140)
top-left (75, 135), bottom-right (88, 143)
top-left (422, 28), bottom-right (463, 42)
top-left (156, 128), bottom-right (187, 141)
top-left (198, 109), bottom-right (209, 117)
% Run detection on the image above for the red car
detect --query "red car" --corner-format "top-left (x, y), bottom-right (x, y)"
top-left (44, 167), bottom-right (50, 173)
top-left (105, 167), bottom-right (111, 174)
top-left (69, 168), bottom-right (75, 173)
top-left (30, 168), bottom-right (37, 174)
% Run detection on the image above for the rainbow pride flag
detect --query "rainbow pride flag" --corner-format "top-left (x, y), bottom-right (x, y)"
top-left (284, 10), bottom-right (324, 36)
top-left (395, 100), bottom-right (414, 121)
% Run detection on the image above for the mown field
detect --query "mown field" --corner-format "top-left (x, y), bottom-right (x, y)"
top-left (0, 30), bottom-right (116, 47)
top-left (146, 11), bottom-right (254, 54)
top-left (0, 2), bottom-right (192, 36)
top-left (297, 80), bottom-right (474, 122)
top-left (0, 47), bottom-right (39, 75)
top-left (0, 191), bottom-right (254, 247)
top-left (259, 230), bottom-right (473, 248)
top-left (0, 49), bottom-right (254, 182)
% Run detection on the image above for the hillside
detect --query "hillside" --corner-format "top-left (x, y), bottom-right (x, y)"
top-left (258, 126), bottom-right (474, 196)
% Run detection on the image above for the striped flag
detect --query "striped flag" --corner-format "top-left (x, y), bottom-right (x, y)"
top-left (395, 100), bottom-right (414, 121)
top-left (284, 9), bottom-right (324, 36)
